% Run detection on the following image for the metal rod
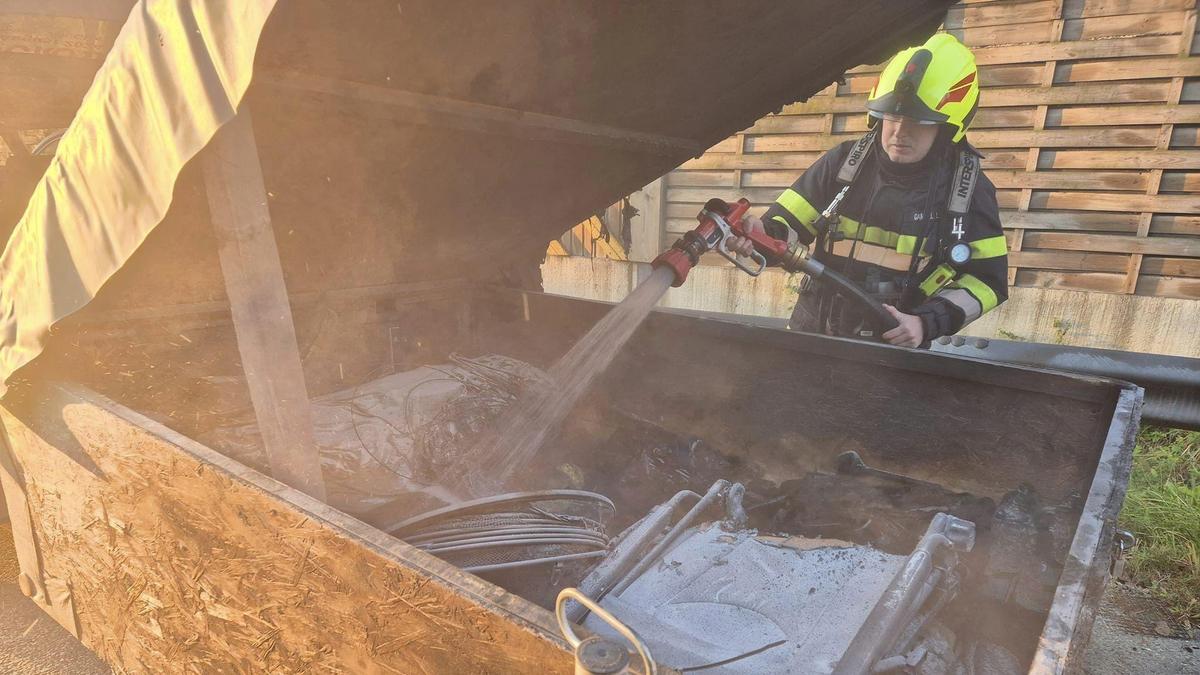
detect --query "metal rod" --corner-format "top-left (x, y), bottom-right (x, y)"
top-left (566, 489), bottom-right (701, 624)
top-left (464, 550), bottom-right (607, 574)
top-left (425, 535), bottom-right (608, 554)
top-left (613, 480), bottom-right (729, 596)
top-left (833, 513), bottom-right (975, 675)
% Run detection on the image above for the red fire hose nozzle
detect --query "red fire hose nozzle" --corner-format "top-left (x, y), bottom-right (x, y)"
top-left (652, 198), bottom-right (808, 287)
top-left (650, 197), bottom-right (900, 333)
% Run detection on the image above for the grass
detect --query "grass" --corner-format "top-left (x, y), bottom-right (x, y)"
top-left (1118, 426), bottom-right (1200, 625)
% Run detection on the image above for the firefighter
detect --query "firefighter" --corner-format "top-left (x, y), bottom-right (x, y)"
top-left (730, 34), bottom-right (1008, 348)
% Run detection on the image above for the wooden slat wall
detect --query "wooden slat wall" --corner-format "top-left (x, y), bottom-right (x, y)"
top-left (662, 0), bottom-right (1200, 300)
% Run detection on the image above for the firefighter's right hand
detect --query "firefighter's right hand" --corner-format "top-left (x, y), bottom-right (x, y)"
top-left (728, 215), bottom-right (765, 257)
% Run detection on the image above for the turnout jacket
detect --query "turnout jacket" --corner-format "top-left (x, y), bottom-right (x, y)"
top-left (762, 134), bottom-right (1008, 341)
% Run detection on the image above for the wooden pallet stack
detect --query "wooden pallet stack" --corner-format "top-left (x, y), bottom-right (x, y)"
top-left (662, 0), bottom-right (1200, 300)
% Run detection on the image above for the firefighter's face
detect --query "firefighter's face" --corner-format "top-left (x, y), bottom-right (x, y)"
top-left (880, 114), bottom-right (939, 164)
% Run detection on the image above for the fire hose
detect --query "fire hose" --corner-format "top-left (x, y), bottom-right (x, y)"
top-left (651, 197), bottom-right (900, 335)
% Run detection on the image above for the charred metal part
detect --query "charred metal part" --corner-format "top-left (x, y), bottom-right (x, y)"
top-left (833, 513), bottom-right (975, 675)
top-left (722, 482), bottom-right (749, 529)
top-left (567, 490), bottom-right (701, 624)
top-left (392, 490), bottom-right (613, 573)
top-left (982, 485), bottom-right (1059, 613)
top-left (587, 524), bottom-right (911, 672)
top-left (766, 471), bottom-right (994, 553)
top-left (613, 480), bottom-right (730, 596)
top-left (835, 451), bottom-right (944, 491)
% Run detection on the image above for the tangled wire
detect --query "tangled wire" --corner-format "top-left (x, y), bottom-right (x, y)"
top-left (405, 354), bottom-right (548, 484)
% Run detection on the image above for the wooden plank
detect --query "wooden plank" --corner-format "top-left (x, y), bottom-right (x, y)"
top-left (0, 383), bottom-right (572, 673)
top-left (1171, 125), bottom-right (1200, 147)
top-left (984, 82), bottom-right (1172, 106)
top-left (1051, 103), bottom-right (1200, 127)
top-left (1008, 249), bottom-right (1130, 272)
top-left (680, 151), bottom-right (824, 170)
top-left (263, 72), bottom-right (702, 156)
top-left (744, 115), bottom-right (827, 135)
top-left (969, 127), bottom-right (1160, 148)
top-left (1015, 269), bottom-right (1127, 292)
top-left (203, 112), bottom-right (327, 502)
top-left (1141, 256), bottom-right (1200, 276)
top-left (1001, 210), bottom-right (1140, 231)
top-left (1022, 232), bottom-right (1200, 257)
top-left (1134, 274), bottom-right (1200, 298)
top-left (1072, 11), bottom-right (1189, 41)
top-left (1063, 0), bottom-right (1196, 20)
top-left (972, 107), bottom-right (1039, 128)
top-left (1030, 190), bottom-right (1200, 213)
top-left (947, 1), bottom-right (1060, 29)
top-left (666, 170), bottom-right (738, 187)
top-left (997, 190), bottom-right (1022, 209)
top-left (0, 422), bottom-right (80, 637)
top-left (986, 169), bottom-right (1149, 191)
top-left (1038, 149), bottom-right (1200, 169)
top-left (667, 186), bottom-right (784, 205)
top-left (953, 20), bottom-right (1057, 46)
top-left (0, 423), bottom-right (47, 601)
top-left (1161, 171), bottom-right (1200, 192)
top-left (1150, 214), bottom-right (1200, 235)
top-left (1059, 55), bottom-right (1200, 83)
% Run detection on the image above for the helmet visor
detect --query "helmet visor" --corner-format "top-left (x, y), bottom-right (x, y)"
top-left (865, 89), bottom-right (949, 125)
top-left (868, 111), bottom-right (941, 125)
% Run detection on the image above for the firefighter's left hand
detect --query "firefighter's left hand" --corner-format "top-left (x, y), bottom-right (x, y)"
top-left (881, 305), bottom-right (924, 348)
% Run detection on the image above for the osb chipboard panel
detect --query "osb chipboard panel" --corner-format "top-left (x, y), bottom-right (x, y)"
top-left (662, 0), bottom-right (1200, 301)
top-left (0, 383), bottom-right (572, 674)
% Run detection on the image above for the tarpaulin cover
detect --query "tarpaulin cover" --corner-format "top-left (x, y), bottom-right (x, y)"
top-left (0, 0), bottom-right (276, 396)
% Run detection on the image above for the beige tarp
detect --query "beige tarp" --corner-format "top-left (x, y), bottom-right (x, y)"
top-left (0, 0), bottom-right (276, 396)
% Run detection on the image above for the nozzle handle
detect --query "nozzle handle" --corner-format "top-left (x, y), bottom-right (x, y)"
top-left (716, 244), bottom-right (768, 277)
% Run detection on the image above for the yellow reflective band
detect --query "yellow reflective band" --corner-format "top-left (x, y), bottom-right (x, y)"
top-left (919, 264), bottom-right (956, 297)
top-left (835, 217), bottom-right (900, 248)
top-left (952, 274), bottom-right (999, 313)
top-left (776, 189), bottom-right (820, 235)
top-left (895, 234), bottom-right (932, 257)
top-left (969, 235), bottom-right (1008, 260)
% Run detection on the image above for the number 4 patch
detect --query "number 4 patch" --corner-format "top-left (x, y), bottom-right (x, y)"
top-left (951, 216), bottom-right (965, 240)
